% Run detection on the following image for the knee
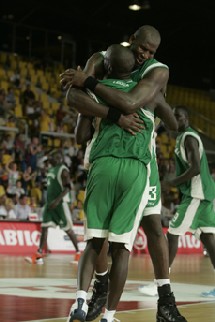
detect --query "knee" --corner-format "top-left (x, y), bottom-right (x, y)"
top-left (200, 232), bottom-right (214, 243)
top-left (89, 238), bottom-right (106, 255)
top-left (141, 215), bottom-right (163, 238)
top-left (110, 242), bottom-right (129, 259)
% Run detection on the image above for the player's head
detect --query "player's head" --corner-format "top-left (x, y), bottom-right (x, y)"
top-left (129, 25), bottom-right (161, 67)
top-left (48, 150), bottom-right (63, 166)
top-left (104, 44), bottom-right (135, 79)
top-left (173, 105), bottom-right (189, 132)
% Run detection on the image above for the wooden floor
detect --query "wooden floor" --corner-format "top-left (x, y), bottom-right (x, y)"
top-left (0, 252), bottom-right (215, 322)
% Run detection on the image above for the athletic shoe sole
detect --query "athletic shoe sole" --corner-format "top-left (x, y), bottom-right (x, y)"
top-left (24, 257), bottom-right (44, 265)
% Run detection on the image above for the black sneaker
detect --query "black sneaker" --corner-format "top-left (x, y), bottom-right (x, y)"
top-left (67, 298), bottom-right (88, 322)
top-left (86, 279), bottom-right (108, 321)
top-left (157, 292), bottom-right (187, 322)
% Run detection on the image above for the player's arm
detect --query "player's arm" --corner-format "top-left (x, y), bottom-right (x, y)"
top-left (61, 52), bottom-right (105, 89)
top-left (67, 87), bottom-right (144, 132)
top-left (61, 67), bottom-right (169, 114)
top-left (94, 67), bottom-right (169, 113)
top-left (75, 114), bottom-right (94, 145)
top-left (83, 52), bottom-right (105, 79)
top-left (169, 136), bottom-right (200, 186)
top-left (154, 93), bottom-right (178, 131)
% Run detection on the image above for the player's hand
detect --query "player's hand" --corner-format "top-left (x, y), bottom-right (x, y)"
top-left (59, 67), bottom-right (87, 90)
top-left (48, 200), bottom-right (60, 210)
top-left (117, 113), bottom-right (145, 135)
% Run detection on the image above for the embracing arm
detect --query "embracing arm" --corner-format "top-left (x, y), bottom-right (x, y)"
top-left (61, 67), bottom-right (169, 114)
top-left (154, 93), bottom-right (178, 131)
top-left (94, 67), bottom-right (169, 113)
top-left (75, 114), bottom-right (94, 145)
top-left (170, 136), bottom-right (200, 186)
top-left (83, 52), bottom-right (105, 79)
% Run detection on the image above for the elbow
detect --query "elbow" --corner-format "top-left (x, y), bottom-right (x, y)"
top-left (123, 101), bottom-right (139, 114)
top-left (75, 130), bottom-right (86, 145)
top-left (75, 129), bottom-right (91, 146)
top-left (66, 87), bottom-right (77, 106)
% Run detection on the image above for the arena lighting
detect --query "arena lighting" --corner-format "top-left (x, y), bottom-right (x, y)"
top-left (128, 0), bottom-right (151, 11)
top-left (121, 41), bottom-right (130, 47)
top-left (128, 0), bottom-right (141, 11)
top-left (120, 35), bottom-right (130, 47)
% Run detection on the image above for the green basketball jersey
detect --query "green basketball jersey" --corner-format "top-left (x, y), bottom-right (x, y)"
top-left (174, 127), bottom-right (215, 201)
top-left (88, 78), bottom-right (154, 165)
top-left (46, 164), bottom-right (71, 205)
top-left (131, 58), bottom-right (169, 82)
top-left (131, 57), bottom-right (169, 163)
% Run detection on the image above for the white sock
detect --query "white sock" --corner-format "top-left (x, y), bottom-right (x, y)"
top-left (76, 290), bottom-right (87, 302)
top-left (155, 279), bottom-right (170, 287)
top-left (95, 269), bottom-right (108, 276)
top-left (102, 308), bottom-right (116, 321)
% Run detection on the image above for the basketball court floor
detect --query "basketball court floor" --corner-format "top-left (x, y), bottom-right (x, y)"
top-left (0, 253), bottom-right (214, 322)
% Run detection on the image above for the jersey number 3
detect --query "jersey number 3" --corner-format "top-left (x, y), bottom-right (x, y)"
top-left (149, 186), bottom-right (157, 201)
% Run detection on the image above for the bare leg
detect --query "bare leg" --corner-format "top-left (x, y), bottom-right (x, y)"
top-left (78, 238), bottom-right (106, 291)
top-left (38, 227), bottom-right (48, 253)
top-left (166, 232), bottom-right (179, 267)
top-left (141, 215), bottom-right (169, 278)
top-left (108, 243), bottom-right (130, 310)
top-left (94, 238), bottom-right (109, 273)
top-left (200, 232), bottom-right (215, 268)
top-left (86, 239), bottom-right (109, 321)
top-left (66, 228), bottom-right (80, 252)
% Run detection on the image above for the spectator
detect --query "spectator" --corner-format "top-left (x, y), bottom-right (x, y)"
top-left (15, 194), bottom-right (31, 220)
top-left (21, 165), bottom-right (36, 194)
top-left (15, 180), bottom-right (25, 199)
top-left (10, 68), bottom-right (21, 88)
top-left (21, 84), bottom-right (35, 105)
top-left (5, 160), bottom-right (20, 200)
top-left (0, 88), bottom-right (14, 125)
top-left (0, 186), bottom-right (16, 220)
top-left (5, 87), bottom-right (16, 107)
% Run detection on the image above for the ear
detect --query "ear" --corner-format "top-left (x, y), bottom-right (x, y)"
top-left (129, 34), bottom-right (135, 44)
top-left (107, 64), bottom-right (112, 75)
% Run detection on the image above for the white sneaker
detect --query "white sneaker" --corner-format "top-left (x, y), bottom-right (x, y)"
top-left (67, 298), bottom-right (88, 322)
top-left (138, 283), bottom-right (157, 296)
top-left (100, 318), bottom-right (120, 322)
top-left (201, 288), bottom-right (215, 298)
top-left (24, 257), bottom-right (44, 265)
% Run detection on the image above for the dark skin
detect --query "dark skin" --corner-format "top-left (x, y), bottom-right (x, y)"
top-left (61, 32), bottom-right (177, 312)
top-left (38, 152), bottom-right (79, 254)
top-left (60, 27), bottom-right (168, 134)
top-left (166, 108), bottom-right (215, 269)
top-left (73, 42), bottom-right (177, 311)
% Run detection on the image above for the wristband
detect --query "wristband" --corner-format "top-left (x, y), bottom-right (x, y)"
top-left (107, 107), bottom-right (121, 123)
top-left (84, 76), bottom-right (98, 91)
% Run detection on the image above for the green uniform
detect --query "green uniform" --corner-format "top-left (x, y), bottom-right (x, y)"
top-left (131, 58), bottom-right (168, 82)
top-left (132, 58), bottom-right (168, 216)
top-left (42, 164), bottom-right (73, 231)
top-left (143, 133), bottom-right (161, 216)
top-left (84, 57), bottom-right (168, 224)
top-left (84, 78), bottom-right (154, 251)
top-left (169, 127), bottom-right (215, 237)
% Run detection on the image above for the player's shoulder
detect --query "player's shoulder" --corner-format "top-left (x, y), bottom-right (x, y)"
top-left (132, 58), bottom-right (169, 82)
